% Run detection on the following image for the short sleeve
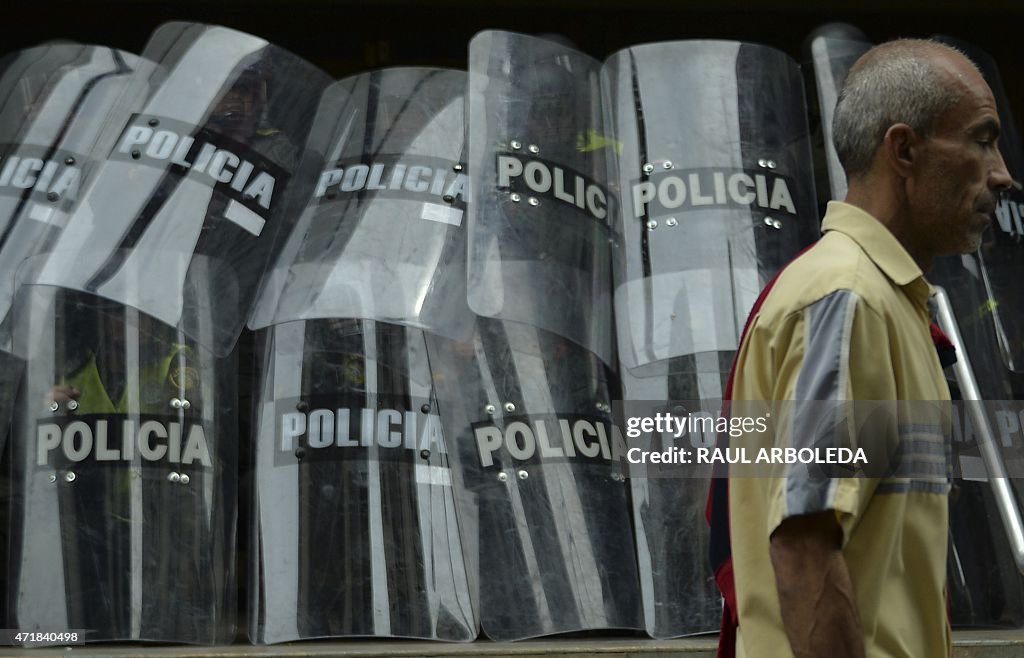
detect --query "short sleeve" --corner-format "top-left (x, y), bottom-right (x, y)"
top-left (765, 289), bottom-right (892, 542)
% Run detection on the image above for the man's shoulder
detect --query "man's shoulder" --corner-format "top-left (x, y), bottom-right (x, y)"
top-left (759, 229), bottom-right (889, 320)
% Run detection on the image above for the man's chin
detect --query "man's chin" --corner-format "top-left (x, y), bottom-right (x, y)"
top-left (941, 231), bottom-right (985, 256)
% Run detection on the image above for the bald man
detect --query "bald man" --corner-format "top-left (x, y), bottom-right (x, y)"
top-left (724, 40), bottom-right (1012, 658)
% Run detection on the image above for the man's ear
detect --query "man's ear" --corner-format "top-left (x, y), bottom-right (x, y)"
top-left (881, 123), bottom-right (918, 178)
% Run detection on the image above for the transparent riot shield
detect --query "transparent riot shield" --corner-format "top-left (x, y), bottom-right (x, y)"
top-left (0, 43), bottom-right (144, 459)
top-left (467, 30), bottom-right (615, 368)
top-left (6, 22), bottom-right (330, 644)
top-left (808, 32), bottom-right (1024, 627)
top-left (604, 41), bottom-right (820, 637)
top-left (250, 68), bottom-right (470, 340)
top-left (805, 35), bottom-right (870, 204)
top-left (23, 22), bottom-right (332, 356)
top-left (250, 320), bottom-right (474, 643)
top-left (8, 278), bottom-right (236, 643)
top-left (247, 68), bottom-right (475, 643)
top-left (458, 30), bottom-right (641, 639)
top-left (425, 319), bottom-right (640, 641)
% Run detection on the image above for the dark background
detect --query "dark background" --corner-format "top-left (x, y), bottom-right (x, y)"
top-left (7, 0), bottom-right (1024, 113)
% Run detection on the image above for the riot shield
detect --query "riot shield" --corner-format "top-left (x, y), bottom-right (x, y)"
top-left (8, 280), bottom-right (236, 643)
top-left (805, 35), bottom-right (870, 203)
top-left (455, 30), bottom-right (642, 640)
top-left (807, 31), bottom-right (1024, 628)
top-left (250, 67), bottom-right (470, 340)
top-left (466, 30), bottom-right (615, 369)
top-left (604, 41), bottom-right (820, 637)
top-left (6, 22), bottom-right (331, 644)
top-left (426, 320), bottom-right (640, 641)
top-left (0, 43), bottom-right (145, 339)
top-left (247, 68), bottom-right (475, 643)
top-left (20, 22), bottom-right (332, 357)
top-left (0, 45), bottom-right (146, 620)
top-left (0, 43), bottom-right (144, 468)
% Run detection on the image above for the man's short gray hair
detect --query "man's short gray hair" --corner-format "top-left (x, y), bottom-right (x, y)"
top-left (832, 39), bottom-right (976, 179)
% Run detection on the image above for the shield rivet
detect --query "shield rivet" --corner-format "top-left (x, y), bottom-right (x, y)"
top-left (64, 157), bottom-right (76, 166)
top-left (485, 404), bottom-right (496, 415)
top-left (296, 401), bottom-right (309, 412)
top-left (180, 474), bottom-right (190, 485)
top-left (168, 472), bottom-right (181, 483)
top-left (666, 217), bottom-right (678, 227)
top-left (504, 402), bottom-right (516, 413)
top-left (528, 144), bottom-right (539, 154)
top-left (420, 449), bottom-right (431, 460)
top-left (170, 398), bottom-right (182, 409)
top-left (757, 158), bottom-right (768, 168)
top-left (49, 401), bottom-right (59, 413)
top-left (443, 194), bottom-right (455, 203)
top-left (528, 197), bottom-right (540, 207)
top-left (498, 472), bottom-right (509, 482)
top-left (47, 191), bottom-right (59, 202)
top-left (453, 163), bottom-right (464, 172)
top-left (131, 150), bottom-right (141, 160)
top-left (421, 404), bottom-right (431, 414)
top-left (48, 474), bottom-right (57, 483)
top-left (510, 193), bottom-right (521, 203)
top-left (663, 161), bottom-right (673, 169)
top-left (180, 399), bottom-right (191, 410)
top-left (148, 118), bottom-right (160, 127)
top-left (772, 219), bottom-right (782, 229)
top-left (643, 163), bottom-right (654, 174)
top-left (510, 140), bottom-right (522, 150)
top-left (518, 470), bottom-right (529, 480)
top-left (763, 217), bottom-right (774, 227)
top-left (766, 160), bottom-right (777, 169)
top-left (647, 220), bottom-right (658, 230)
top-left (64, 472), bottom-right (76, 483)
top-left (67, 399), bottom-right (79, 411)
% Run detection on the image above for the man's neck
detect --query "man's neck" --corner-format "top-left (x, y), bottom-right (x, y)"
top-left (844, 178), bottom-right (932, 272)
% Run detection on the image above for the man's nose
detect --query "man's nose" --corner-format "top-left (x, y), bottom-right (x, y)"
top-left (991, 147), bottom-right (1014, 191)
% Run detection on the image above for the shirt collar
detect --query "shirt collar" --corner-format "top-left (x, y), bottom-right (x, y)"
top-left (821, 200), bottom-right (933, 307)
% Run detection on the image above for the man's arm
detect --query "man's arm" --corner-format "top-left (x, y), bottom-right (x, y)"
top-left (769, 511), bottom-right (865, 658)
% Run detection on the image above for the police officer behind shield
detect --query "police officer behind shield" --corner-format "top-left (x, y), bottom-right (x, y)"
top-left (206, 65), bottom-right (298, 170)
top-left (35, 289), bottom-right (204, 640)
top-left (47, 292), bottom-right (199, 416)
top-left (718, 40), bottom-right (1013, 658)
top-left (29, 64), bottom-right (279, 641)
